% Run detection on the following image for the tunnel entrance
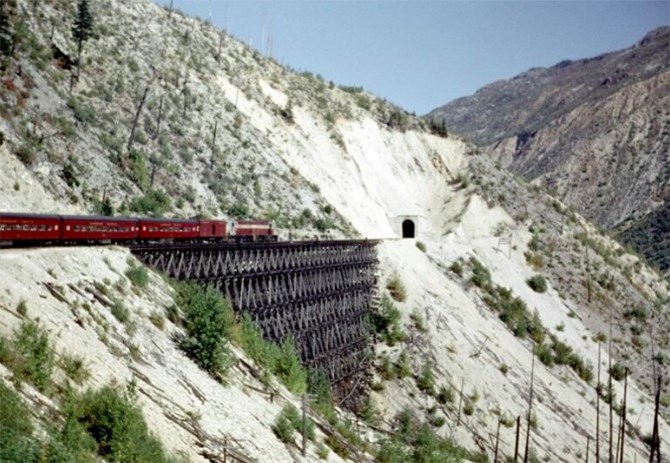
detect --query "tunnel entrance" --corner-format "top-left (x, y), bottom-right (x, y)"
top-left (402, 219), bottom-right (415, 238)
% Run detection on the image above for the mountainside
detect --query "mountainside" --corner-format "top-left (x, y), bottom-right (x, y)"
top-left (1, 1), bottom-right (669, 463)
top-left (428, 27), bottom-right (670, 272)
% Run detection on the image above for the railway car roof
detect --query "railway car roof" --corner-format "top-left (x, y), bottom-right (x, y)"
top-left (138, 217), bottom-right (199, 224)
top-left (60, 215), bottom-right (139, 222)
top-left (0, 212), bottom-right (61, 220)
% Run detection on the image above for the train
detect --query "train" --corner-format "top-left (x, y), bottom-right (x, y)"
top-left (0, 212), bottom-right (277, 247)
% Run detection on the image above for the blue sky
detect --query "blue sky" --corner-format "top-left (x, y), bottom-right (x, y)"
top-left (154, 1), bottom-right (669, 115)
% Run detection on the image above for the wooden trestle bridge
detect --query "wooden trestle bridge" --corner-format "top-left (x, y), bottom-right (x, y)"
top-left (130, 240), bottom-right (379, 403)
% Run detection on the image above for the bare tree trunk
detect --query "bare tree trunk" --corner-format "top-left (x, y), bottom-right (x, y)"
top-left (524, 346), bottom-right (536, 463)
top-left (618, 370), bottom-right (628, 463)
top-left (586, 435), bottom-right (590, 463)
top-left (153, 93), bottom-right (164, 140)
top-left (211, 119), bottom-right (218, 165)
top-left (514, 416), bottom-right (521, 462)
top-left (217, 31), bottom-right (224, 61)
top-left (596, 342), bottom-right (602, 462)
top-left (127, 84), bottom-right (150, 154)
top-left (456, 378), bottom-right (464, 427)
top-left (650, 375), bottom-right (661, 463)
top-left (494, 418), bottom-right (501, 463)
top-left (609, 310), bottom-right (614, 463)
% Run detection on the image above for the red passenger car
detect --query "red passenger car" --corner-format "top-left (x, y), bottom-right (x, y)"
top-left (233, 220), bottom-right (277, 242)
top-left (138, 218), bottom-right (199, 241)
top-left (0, 213), bottom-right (61, 245)
top-left (60, 216), bottom-right (139, 243)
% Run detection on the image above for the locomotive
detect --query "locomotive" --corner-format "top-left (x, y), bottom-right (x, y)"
top-left (0, 212), bottom-right (277, 247)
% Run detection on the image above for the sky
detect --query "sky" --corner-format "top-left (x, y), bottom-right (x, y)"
top-left (153, 1), bottom-right (670, 115)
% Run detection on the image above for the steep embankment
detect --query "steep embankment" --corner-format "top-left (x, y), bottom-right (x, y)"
top-left (1, 1), bottom-right (669, 462)
top-left (428, 27), bottom-right (670, 272)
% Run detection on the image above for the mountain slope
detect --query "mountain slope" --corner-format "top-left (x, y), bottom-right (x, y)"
top-left (428, 27), bottom-right (670, 271)
top-left (0, 1), bottom-right (669, 462)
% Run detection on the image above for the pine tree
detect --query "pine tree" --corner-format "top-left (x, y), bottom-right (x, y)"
top-left (0, 0), bottom-right (16, 59)
top-left (72, 0), bottom-right (93, 80)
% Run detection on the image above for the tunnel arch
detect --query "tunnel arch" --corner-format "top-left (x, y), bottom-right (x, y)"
top-left (402, 219), bottom-right (415, 238)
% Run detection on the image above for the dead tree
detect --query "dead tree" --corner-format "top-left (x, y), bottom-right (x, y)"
top-left (126, 83), bottom-right (151, 155)
top-left (524, 346), bottom-right (536, 463)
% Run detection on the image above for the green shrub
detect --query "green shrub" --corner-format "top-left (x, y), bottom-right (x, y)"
top-left (129, 189), bottom-right (171, 216)
top-left (62, 385), bottom-right (176, 463)
top-left (370, 295), bottom-right (405, 346)
top-left (449, 260), bottom-right (463, 277)
top-left (469, 257), bottom-right (492, 290)
top-left (437, 385), bottom-right (454, 405)
top-left (16, 299), bottom-right (27, 316)
top-left (61, 354), bottom-right (90, 385)
top-left (609, 362), bottom-right (627, 381)
top-left (275, 337), bottom-right (308, 394)
top-left (360, 395), bottom-right (380, 426)
top-left (410, 310), bottom-right (427, 332)
top-left (415, 241), bottom-right (426, 253)
top-left (176, 283), bottom-right (233, 378)
top-left (111, 299), bottom-right (130, 324)
top-left (10, 320), bottom-right (55, 393)
top-left (386, 274), bottom-right (407, 302)
top-left (416, 361), bottom-right (435, 395)
top-left (527, 274), bottom-right (547, 293)
top-left (397, 350), bottom-right (411, 378)
top-left (15, 143), bottom-right (36, 165)
top-left (0, 382), bottom-right (40, 462)
top-left (125, 261), bottom-right (149, 288)
top-left (273, 405), bottom-right (299, 443)
top-left (235, 314), bottom-right (307, 393)
top-left (316, 442), bottom-right (329, 459)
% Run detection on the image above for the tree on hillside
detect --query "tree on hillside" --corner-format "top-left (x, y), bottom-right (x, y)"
top-left (0, 0), bottom-right (17, 61)
top-left (71, 0), bottom-right (93, 85)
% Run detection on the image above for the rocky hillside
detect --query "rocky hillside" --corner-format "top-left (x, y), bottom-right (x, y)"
top-left (1, 1), bottom-right (669, 462)
top-left (428, 27), bottom-right (670, 272)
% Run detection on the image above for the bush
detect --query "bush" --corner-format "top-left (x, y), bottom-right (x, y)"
top-left (235, 314), bottom-right (307, 393)
top-left (449, 261), bottom-right (463, 277)
top-left (469, 257), bottom-right (492, 290)
top-left (370, 295), bottom-right (405, 346)
top-left (125, 260), bottom-right (149, 288)
top-left (609, 362), bottom-right (627, 381)
top-left (129, 189), bottom-right (171, 216)
top-left (273, 404), bottom-right (299, 443)
top-left (176, 283), bottom-right (233, 378)
top-left (15, 143), bottom-right (36, 165)
top-left (9, 320), bottom-right (55, 393)
top-left (416, 361), bottom-right (435, 395)
top-left (386, 274), bottom-right (407, 302)
top-left (62, 385), bottom-right (177, 463)
top-left (527, 274), bottom-right (547, 293)
top-left (111, 299), bottom-right (130, 324)
top-left (437, 385), bottom-right (454, 405)
top-left (415, 241), bottom-right (426, 253)
top-left (61, 354), bottom-right (90, 385)
top-left (0, 382), bottom-right (39, 462)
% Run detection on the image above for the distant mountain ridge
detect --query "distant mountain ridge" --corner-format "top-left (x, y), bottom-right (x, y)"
top-left (429, 26), bottom-right (670, 272)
